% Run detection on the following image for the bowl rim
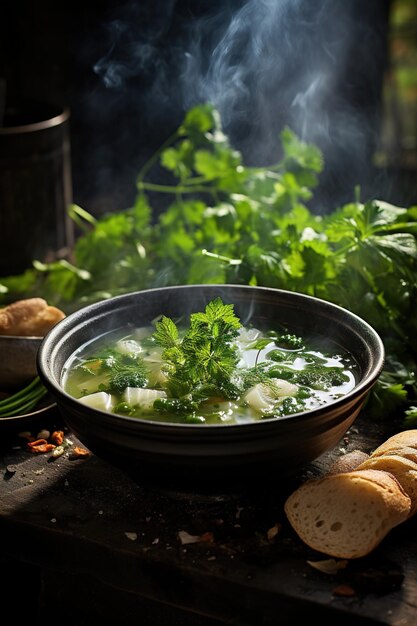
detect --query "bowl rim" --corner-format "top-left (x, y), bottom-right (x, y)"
top-left (0, 334), bottom-right (43, 340)
top-left (0, 395), bottom-right (57, 425)
top-left (37, 284), bottom-right (385, 431)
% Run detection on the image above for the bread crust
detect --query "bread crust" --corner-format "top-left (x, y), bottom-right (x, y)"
top-left (0, 298), bottom-right (65, 337)
top-left (327, 450), bottom-right (370, 475)
top-left (371, 445), bottom-right (417, 465)
top-left (357, 454), bottom-right (417, 516)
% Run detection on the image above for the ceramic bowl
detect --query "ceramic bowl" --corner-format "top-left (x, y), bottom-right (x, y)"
top-left (37, 285), bottom-right (384, 484)
top-left (0, 335), bottom-right (42, 389)
top-left (0, 335), bottom-right (57, 429)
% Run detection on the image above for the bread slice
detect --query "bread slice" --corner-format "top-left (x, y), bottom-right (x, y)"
top-left (357, 454), bottom-right (417, 516)
top-left (328, 450), bottom-right (370, 475)
top-left (371, 445), bottom-right (417, 465)
top-left (284, 469), bottom-right (411, 559)
top-left (371, 430), bottom-right (417, 456)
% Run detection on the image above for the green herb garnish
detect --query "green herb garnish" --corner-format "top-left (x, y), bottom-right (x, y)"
top-left (153, 297), bottom-right (241, 400)
top-left (77, 350), bottom-right (148, 394)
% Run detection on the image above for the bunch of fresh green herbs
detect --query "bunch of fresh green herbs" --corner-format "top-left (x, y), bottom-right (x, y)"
top-left (1, 103), bottom-right (417, 422)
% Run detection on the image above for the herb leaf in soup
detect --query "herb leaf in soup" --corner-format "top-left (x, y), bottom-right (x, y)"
top-left (72, 343), bottom-right (148, 396)
top-left (63, 298), bottom-right (358, 425)
top-left (153, 297), bottom-right (241, 399)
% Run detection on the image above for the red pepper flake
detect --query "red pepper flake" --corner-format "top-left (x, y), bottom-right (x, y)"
top-left (332, 584), bottom-right (356, 597)
top-left (72, 446), bottom-right (90, 458)
top-left (27, 439), bottom-right (56, 454)
top-left (199, 532), bottom-right (214, 543)
top-left (27, 438), bottom-right (47, 448)
top-left (50, 430), bottom-right (64, 446)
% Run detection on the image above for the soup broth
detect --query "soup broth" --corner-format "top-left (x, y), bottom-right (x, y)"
top-left (63, 302), bottom-right (357, 425)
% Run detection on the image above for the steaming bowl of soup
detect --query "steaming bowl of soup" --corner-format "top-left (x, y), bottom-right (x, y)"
top-left (37, 284), bottom-right (384, 483)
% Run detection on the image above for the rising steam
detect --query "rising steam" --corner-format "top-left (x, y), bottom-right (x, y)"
top-left (90, 0), bottom-right (389, 209)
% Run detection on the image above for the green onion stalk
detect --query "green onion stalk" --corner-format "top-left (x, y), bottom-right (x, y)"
top-left (0, 376), bottom-right (48, 417)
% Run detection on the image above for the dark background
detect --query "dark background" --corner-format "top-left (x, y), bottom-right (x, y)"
top-left (1, 0), bottom-right (415, 218)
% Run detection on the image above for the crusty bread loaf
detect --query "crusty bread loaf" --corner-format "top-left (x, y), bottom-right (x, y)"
top-left (357, 454), bottom-right (417, 516)
top-left (285, 430), bottom-right (417, 559)
top-left (0, 298), bottom-right (65, 337)
top-left (327, 450), bottom-right (370, 475)
top-left (284, 469), bottom-right (411, 559)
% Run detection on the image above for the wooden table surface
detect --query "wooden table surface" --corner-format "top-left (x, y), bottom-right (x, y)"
top-left (1, 409), bottom-right (416, 626)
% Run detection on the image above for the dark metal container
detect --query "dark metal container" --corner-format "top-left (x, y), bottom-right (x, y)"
top-left (0, 99), bottom-right (73, 276)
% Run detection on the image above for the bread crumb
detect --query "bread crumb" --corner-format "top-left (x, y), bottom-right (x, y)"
top-left (307, 559), bottom-right (348, 575)
top-left (332, 584), bottom-right (356, 597)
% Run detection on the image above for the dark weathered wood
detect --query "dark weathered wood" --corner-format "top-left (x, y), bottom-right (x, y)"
top-left (1, 413), bottom-right (417, 626)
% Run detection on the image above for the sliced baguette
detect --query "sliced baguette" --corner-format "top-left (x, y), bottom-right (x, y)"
top-left (357, 454), bottom-right (417, 516)
top-left (327, 450), bottom-right (370, 475)
top-left (284, 469), bottom-right (411, 559)
top-left (371, 445), bottom-right (417, 465)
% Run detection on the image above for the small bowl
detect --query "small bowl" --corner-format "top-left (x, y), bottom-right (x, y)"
top-left (0, 335), bottom-right (57, 429)
top-left (0, 335), bottom-right (42, 389)
top-left (0, 394), bottom-right (58, 431)
top-left (37, 285), bottom-right (384, 485)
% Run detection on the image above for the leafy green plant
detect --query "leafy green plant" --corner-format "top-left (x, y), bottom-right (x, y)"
top-left (1, 103), bottom-right (417, 421)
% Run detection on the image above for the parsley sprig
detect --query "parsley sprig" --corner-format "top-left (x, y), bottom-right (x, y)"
top-left (153, 297), bottom-right (241, 400)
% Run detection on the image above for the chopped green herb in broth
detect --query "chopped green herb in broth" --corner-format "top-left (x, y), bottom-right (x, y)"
top-left (62, 298), bottom-right (357, 425)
